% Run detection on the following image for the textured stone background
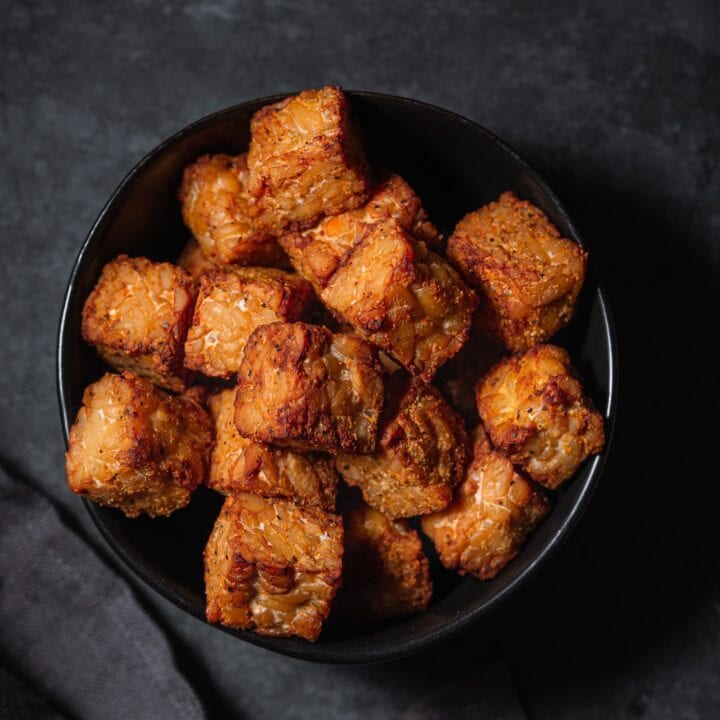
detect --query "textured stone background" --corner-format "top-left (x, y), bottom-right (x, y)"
top-left (1, 1), bottom-right (718, 718)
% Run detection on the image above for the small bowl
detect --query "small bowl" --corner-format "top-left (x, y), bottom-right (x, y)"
top-left (57, 91), bottom-right (618, 664)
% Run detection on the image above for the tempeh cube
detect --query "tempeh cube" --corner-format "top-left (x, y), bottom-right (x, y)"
top-left (422, 426), bottom-right (549, 580)
top-left (338, 374), bottom-right (468, 517)
top-left (184, 266), bottom-right (313, 379)
top-left (475, 344), bottom-right (605, 489)
top-left (285, 219), bottom-right (477, 382)
top-left (81, 255), bottom-right (196, 391)
top-left (204, 493), bottom-right (343, 641)
top-left (208, 388), bottom-right (337, 511)
top-left (361, 173), bottom-right (440, 248)
top-left (447, 191), bottom-right (587, 352)
top-left (246, 86), bottom-right (369, 233)
top-left (337, 504), bottom-right (432, 622)
top-left (280, 173), bottom-right (440, 288)
top-left (329, 220), bottom-right (477, 380)
top-left (178, 153), bottom-right (286, 265)
top-left (65, 372), bottom-right (213, 518)
top-left (234, 322), bottom-right (384, 454)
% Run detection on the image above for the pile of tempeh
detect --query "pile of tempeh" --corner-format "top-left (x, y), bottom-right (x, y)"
top-left (65, 87), bottom-right (604, 641)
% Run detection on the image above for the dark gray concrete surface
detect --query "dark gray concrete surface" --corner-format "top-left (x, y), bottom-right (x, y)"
top-left (1, 1), bottom-right (718, 718)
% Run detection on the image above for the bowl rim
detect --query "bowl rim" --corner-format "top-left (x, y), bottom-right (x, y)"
top-left (56, 89), bottom-right (619, 664)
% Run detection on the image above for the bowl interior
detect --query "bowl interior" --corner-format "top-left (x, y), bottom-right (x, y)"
top-left (57, 92), bottom-right (617, 663)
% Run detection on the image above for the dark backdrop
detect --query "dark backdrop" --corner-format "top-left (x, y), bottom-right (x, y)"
top-left (1, 1), bottom-right (718, 718)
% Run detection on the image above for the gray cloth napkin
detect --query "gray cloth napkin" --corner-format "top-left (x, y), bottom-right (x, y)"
top-left (0, 466), bottom-right (205, 720)
top-left (0, 665), bottom-right (65, 720)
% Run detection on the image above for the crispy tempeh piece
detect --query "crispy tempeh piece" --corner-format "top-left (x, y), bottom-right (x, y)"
top-left (422, 426), bottom-right (549, 580)
top-left (280, 173), bottom-right (440, 287)
top-left (184, 266), bottom-right (313, 379)
top-left (337, 504), bottom-right (432, 622)
top-left (338, 374), bottom-right (468, 517)
top-left (65, 372), bottom-right (212, 518)
top-left (208, 388), bottom-right (337, 511)
top-left (81, 255), bottom-right (196, 391)
top-left (179, 153), bottom-right (287, 265)
top-left (447, 191), bottom-right (587, 352)
top-left (362, 173), bottom-right (440, 248)
top-left (283, 218), bottom-right (476, 382)
top-left (246, 86), bottom-right (369, 234)
top-left (475, 344), bottom-right (605, 489)
top-left (235, 322), bottom-right (384, 454)
top-left (204, 493), bottom-right (343, 641)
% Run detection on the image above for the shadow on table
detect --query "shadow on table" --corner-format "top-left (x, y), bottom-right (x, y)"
top-left (335, 161), bottom-right (719, 717)
top-left (494, 160), bottom-right (720, 706)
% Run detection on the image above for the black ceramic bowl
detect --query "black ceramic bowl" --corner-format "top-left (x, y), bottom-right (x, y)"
top-left (57, 91), bottom-right (617, 664)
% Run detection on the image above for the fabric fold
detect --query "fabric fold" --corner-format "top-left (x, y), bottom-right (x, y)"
top-left (0, 466), bottom-right (205, 720)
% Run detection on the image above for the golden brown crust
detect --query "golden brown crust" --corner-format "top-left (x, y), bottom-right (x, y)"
top-left (284, 218), bottom-right (477, 382)
top-left (184, 266), bottom-right (314, 379)
top-left (337, 504), bottom-right (432, 622)
top-left (279, 173), bottom-right (440, 287)
top-left (177, 237), bottom-right (217, 278)
top-left (179, 153), bottom-right (286, 265)
top-left (422, 426), bottom-right (549, 579)
top-left (208, 388), bottom-right (337, 511)
top-left (338, 374), bottom-right (468, 517)
top-left (246, 86), bottom-right (369, 234)
top-left (475, 344), bottom-right (605, 488)
top-left (363, 173), bottom-right (440, 248)
top-left (65, 372), bottom-right (213, 518)
top-left (204, 493), bottom-right (343, 640)
top-left (447, 191), bottom-right (587, 352)
top-left (81, 255), bottom-right (197, 392)
top-left (234, 322), bottom-right (384, 454)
